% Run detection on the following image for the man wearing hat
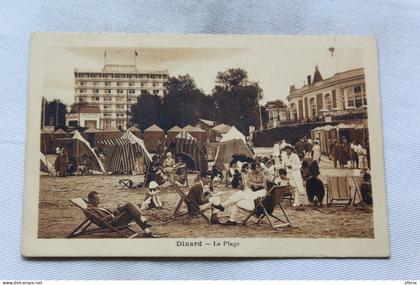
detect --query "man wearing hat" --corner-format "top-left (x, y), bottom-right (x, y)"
top-left (140, 181), bottom-right (162, 210)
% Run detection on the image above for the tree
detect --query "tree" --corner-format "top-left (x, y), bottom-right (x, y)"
top-left (162, 75), bottom-right (213, 129)
top-left (42, 98), bottom-right (68, 128)
top-left (130, 92), bottom-right (163, 130)
top-left (266, 99), bottom-right (287, 109)
top-left (212, 68), bottom-right (267, 134)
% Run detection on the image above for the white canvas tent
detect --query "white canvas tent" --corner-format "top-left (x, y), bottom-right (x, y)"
top-left (40, 152), bottom-right (54, 175)
top-left (220, 126), bottom-right (246, 143)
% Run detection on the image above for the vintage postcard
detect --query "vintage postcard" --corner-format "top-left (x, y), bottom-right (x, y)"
top-left (22, 33), bottom-right (389, 257)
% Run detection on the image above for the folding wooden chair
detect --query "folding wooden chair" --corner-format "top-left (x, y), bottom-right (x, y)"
top-left (68, 197), bottom-right (139, 238)
top-left (348, 176), bottom-right (364, 207)
top-left (326, 176), bottom-right (353, 207)
top-left (171, 181), bottom-right (210, 223)
top-left (119, 178), bottom-right (134, 189)
top-left (242, 185), bottom-right (292, 229)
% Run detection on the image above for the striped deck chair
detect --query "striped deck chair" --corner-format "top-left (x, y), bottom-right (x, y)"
top-left (348, 176), bottom-right (364, 207)
top-left (242, 185), bottom-right (292, 229)
top-left (68, 197), bottom-right (138, 238)
top-left (326, 176), bottom-right (352, 207)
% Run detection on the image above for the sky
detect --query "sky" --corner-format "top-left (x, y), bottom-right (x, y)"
top-left (42, 45), bottom-right (364, 106)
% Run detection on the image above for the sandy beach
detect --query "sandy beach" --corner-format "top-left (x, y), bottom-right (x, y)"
top-left (38, 157), bottom-right (374, 239)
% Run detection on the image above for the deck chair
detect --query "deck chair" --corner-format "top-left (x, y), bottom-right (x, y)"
top-left (68, 197), bottom-right (139, 238)
top-left (242, 185), bottom-right (292, 229)
top-left (348, 176), bottom-right (364, 207)
top-left (171, 180), bottom-right (210, 223)
top-left (326, 176), bottom-right (352, 207)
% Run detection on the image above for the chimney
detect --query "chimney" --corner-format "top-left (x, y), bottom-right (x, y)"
top-left (307, 75), bottom-right (312, 85)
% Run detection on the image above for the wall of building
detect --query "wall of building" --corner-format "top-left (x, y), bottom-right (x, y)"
top-left (74, 65), bottom-right (168, 130)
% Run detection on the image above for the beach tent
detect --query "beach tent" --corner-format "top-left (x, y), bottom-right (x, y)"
top-left (167, 125), bottom-right (182, 143)
top-left (96, 131), bottom-right (152, 175)
top-left (40, 129), bottom-right (53, 154)
top-left (121, 130), bottom-right (152, 167)
top-left (214, 138), bottom-right (253, 169)
top-left (143, 124), bottom-right (165, 152)
top-left (220, 126), bottom-right (247, 143)
top-left (40, 152), bottom-right (54, 175)
top-left (127, 125), bottom-right (141, 138)
top-left (182, 125), bottom-right (207, 145)
top-left (55, 130), bottom-right (106, 174)
top-left (167, 130), bottom-right (208, 173)
top-left (211, 123), bottom-right (232, 142)
top-left (83, 127), bottom-right (100, 147)
top-left (96, 127), bottom-right (122, 141)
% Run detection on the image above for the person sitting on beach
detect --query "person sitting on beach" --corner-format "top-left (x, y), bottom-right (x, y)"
top-left (186, 173), bottom-right (222, 224)
top-left (247, 162), bottom-right (267, 192)
top-left (140, 181), bottom-right (162, 210)
top-left (162, 152), bottom-right (175, 176)
top-left (173, 156), bottom-right (188, 186)
top-left (360, 173), bottom-right (372, 205)
top-left (86, 191), bottom-right (156, 238)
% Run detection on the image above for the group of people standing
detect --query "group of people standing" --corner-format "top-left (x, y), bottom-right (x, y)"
top-left (329, 137), bottom-right (370, 171)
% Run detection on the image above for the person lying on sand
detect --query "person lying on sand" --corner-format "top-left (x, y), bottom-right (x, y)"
top-left (86, 191), bottom-right (157, 238)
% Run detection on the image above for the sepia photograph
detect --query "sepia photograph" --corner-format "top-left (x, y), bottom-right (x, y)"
top-left (22, 33), bottom-right (388, 257)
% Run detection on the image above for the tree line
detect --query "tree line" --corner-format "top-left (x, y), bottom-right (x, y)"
top-left (131, 68), bottom-right (270, 135)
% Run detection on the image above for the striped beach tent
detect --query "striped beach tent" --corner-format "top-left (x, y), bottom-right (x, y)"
top-left (168, 130), bottom-right (208, 173)
top-left (121, 130), bottom-right (152, 167)
top-left (96, 137), bottom-right (137, 174)
top-left (96, 131), bottom-right (151, 174)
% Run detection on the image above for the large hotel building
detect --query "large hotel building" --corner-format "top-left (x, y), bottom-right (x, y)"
top-left (286, 66), bottom-right (366, 121)
top-left (71, 64), bottom-right (168, 130)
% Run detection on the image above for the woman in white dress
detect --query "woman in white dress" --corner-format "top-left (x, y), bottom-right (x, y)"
top-left (312, 141), bottom-right (321, 163)
top-left (283, 145), bottom-right (305, 207)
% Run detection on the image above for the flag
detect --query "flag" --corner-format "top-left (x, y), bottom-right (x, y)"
top-left (135, 50), bottom-right (138, 56)
top-left (104, 50), bottom-right (107, 58)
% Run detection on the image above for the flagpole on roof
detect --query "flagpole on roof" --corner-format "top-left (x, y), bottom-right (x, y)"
top-left (104, 49), bottom-right (107, 66)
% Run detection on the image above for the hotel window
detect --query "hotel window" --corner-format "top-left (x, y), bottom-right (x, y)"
top-left (94, 89), bottom-right (99, 93)
top-left (141, 83), bottom-right (145, 87)
top-left (129, 82), bottom-right (134, 86)
top-left (141, 90), bottom-right (147, 95)
top-left (80, 82), bottom-right (84, 86)
top-left (117, 82), bottom-right (121, 86)
top-left (152, 83), bottom-right (156, 87)
top-left (117, 89), bottom-right (123, 94)
top-left (347, 84), bottom-right (366, 108)
top-left (93, 82), bottom-right (97, 86)
top-left (151, 75), bottom-right (155, 79)
top-left (153, 90), bottom-right (159, 95)
top-left (324, 93), bottom-right (332, 110)
top-left (95, 97), bottom-right (100, 101)
top-left (128, 90), bottom-right (135, 94)
top-left (105, 89), bottom-right (111, 94)
top-left (103, 106), bottom-right (107, 109)
top-left (80, 90), bottom-right (84, 93)
top-left (105, 82), bottom-right (110, 86)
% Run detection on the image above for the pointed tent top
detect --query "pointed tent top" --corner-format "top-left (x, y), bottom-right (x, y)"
top-left (198, 118), bottom-right (215, 127)
top-left (144, 124), bottom-right (164, 132)
top-left (312, 65), bottom-right (323, 84)
top-left (212, 123), bottom-right (232, 133)
top-left (83, 127), bottom-right (101, 133)
top-left (183, 125), bottom-right (206, 133)
top-left (102, 127), bottom-right (121, 132)
top-left (128, 125), bottom-right (141, 132)
top-left (175, 130), bottom-right (196, 140)
top-left (220, 126), bottom-right (247, 143)
top-left (167, 125), bottom-right (182, 132)
top-left (53, 128), bottom-right (66, 134)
